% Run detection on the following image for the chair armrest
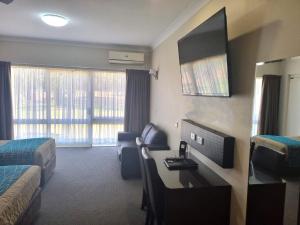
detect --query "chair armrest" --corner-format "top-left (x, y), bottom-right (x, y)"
top-left (121, 146), bottom-right (138, 157)
top-left (146, 145), bottom-right (170, 151)
top-left (120, 146), bottom-right (140, 179)
top-left (118, 132), bottom-right (140, 141)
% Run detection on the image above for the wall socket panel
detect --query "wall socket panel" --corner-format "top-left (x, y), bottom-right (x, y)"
top-left (196, 136), bottom-right (204, 145)
top-left (181, 119), bottom-right (235, 168)
top-left (190, 132), bottom-right (196, 141)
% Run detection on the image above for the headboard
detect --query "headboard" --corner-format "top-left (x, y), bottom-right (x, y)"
top-left (181, 119), bottom-right (235, 168)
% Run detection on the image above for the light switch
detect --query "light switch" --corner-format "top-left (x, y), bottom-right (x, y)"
top-left (190, 132), bottom-right (196, 141)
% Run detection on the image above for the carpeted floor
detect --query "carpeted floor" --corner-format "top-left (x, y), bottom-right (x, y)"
top-left (34, 147), bottom-right (145, 225)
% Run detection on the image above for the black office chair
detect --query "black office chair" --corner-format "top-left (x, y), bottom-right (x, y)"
top-left (138, 147), bottom-right (151, 225)
top-left (142, 148), bottom-right (165, 225)
top-left (138, 146), bottom-right (148, 210)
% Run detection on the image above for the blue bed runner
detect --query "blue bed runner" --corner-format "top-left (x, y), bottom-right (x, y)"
top-left (0, 138), bottom-right (50, 165)
top-left (259, 135), bottom-right (300, 167)
top-left (0, 165), bottom-right (30, 195)
top-left (260, 135), bottom-right (300, 148)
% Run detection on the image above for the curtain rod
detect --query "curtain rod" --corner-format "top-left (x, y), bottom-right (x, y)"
top-left (12, 63), bottom-right (129, 73)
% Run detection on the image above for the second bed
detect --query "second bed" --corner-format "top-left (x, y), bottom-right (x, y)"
top-left (0, 138), bottom-right (56, 185)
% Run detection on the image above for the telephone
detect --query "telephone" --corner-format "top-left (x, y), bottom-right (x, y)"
top-left (179, 141), bottom-right (188, 157)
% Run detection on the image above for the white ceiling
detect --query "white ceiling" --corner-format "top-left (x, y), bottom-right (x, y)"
top-left (0, 0), bottom-right (207, 47)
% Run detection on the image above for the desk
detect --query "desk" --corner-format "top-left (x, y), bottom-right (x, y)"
top-left (149, 150), bottom-right (231, 225)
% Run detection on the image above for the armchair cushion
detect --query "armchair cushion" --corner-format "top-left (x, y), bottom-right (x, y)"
top-left (136, 137), bottom-right (169, 151)
top-left (144, 126), bottom-right (167, 145)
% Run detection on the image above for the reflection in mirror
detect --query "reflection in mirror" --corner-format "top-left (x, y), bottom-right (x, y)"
top-left (247, 56), bottom-right (300, 225)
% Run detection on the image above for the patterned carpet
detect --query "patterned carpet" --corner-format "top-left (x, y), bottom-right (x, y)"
top-left (34, 147), bottom-right (145, 225)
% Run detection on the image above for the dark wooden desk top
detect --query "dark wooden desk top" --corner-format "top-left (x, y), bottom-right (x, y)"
top-left (149, 150), bottom-right (230, 190)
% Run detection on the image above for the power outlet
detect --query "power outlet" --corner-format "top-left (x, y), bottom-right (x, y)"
top-left (196, 136), bottom-right (204, 145)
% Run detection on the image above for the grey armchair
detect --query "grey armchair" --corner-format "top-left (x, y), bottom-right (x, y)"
top-left (117, 123), bottom-right (169, 179)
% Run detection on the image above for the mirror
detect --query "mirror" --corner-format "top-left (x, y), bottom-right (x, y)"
top-left (247, 56), bottom-right (300, 225)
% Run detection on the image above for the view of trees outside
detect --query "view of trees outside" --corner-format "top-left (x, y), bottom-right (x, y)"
top-left (11, 66), bottom-right (126, 146)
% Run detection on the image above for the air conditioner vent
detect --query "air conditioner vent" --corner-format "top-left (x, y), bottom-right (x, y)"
top-left (108, 51), bottom-right (144, 65)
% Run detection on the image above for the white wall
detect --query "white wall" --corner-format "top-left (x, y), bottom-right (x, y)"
top-left (151, 0), bottom-right (300, 224)
top-left (255, 62), bottom-right (283, 77)
top-left (281, 57), bottom-right (300, 135)
top-left (0, 37), bottom-right (152, 71)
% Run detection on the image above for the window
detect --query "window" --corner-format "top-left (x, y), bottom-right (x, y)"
top-left (251, 77), bottom-right (263, 136)
top-left (11, 66), bottom-right (126, 146)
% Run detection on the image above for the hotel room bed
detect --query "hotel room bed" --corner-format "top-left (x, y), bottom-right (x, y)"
top-left (0, 165), bottom-right (41, 225)
top-left (0, 138), bottom-right (56, 185)
top-left (251, 135), bottom-right (300, 175)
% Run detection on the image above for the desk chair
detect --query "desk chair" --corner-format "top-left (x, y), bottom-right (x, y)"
top-left (138, 146), bottom-right (149, 211)
top-left (138, 147), bottom-right (152, 225)
top-left (142, 148), bottom-right (165, 225)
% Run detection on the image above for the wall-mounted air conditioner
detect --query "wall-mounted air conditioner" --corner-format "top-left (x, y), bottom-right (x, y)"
top-left (108, 51), bottom-right (144, 64)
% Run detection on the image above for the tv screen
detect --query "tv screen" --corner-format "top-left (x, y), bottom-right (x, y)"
top-left (178, 8), bottom-right (231, 97)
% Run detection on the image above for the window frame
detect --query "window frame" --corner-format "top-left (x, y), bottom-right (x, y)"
top-left (11, 64), bottom-right (126, 146)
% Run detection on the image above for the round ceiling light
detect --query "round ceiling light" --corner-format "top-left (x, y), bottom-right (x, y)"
top-left (41, 14), bottom-right (69, 27)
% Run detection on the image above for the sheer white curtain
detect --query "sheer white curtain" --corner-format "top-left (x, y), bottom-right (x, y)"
top-left (49, 69), bottom-right (91, 145)
top-left (11, 65), bottom-right (125, 146)
top-left (92, 71), bottom-right (126, 144)
top-left (12, 66), bottom-right (49, 138)
top-left (251, 77), bottom-right (263, 136)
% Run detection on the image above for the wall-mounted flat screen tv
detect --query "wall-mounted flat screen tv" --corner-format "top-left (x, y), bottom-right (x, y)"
top-left (178, 8), bottom-right (231, 97)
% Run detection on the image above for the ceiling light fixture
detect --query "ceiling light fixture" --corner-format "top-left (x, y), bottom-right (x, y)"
top-left (41, 14), bottom-right (69, 27)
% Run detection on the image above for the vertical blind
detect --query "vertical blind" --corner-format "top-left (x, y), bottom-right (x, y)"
top-left (11, 65), bottom-right (126, 146)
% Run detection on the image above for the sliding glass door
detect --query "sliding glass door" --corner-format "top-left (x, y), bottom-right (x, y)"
top-left (92, 71), bottom-right (126, 145)
top-left (48, 69), bottom-right (91, 145)
top-left (11, 66), bottom-right (126, 146)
